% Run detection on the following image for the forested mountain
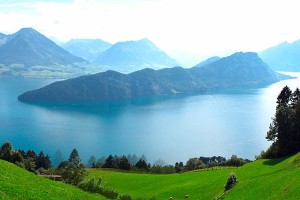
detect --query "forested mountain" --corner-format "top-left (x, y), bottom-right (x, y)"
top-left (94, 38), bottom-right (179, 72)
top-left (62, 39), bottom-right (112, 62)
top-left (259, 40), bottom-right (300, 71)
top-left (18, 52), bottom-right (290, 103)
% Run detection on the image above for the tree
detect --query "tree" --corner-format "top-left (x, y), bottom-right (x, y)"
top-left (36, 151), bottom-right (52, 170)
top-left (276, 86), bottom-right (292, 106)
top-left (175, 162), bottom-right (184, 173)
top-left (87, 155), bottom-right (97, 168)
top-left (26, 150), bottom-right (37, 159)
top-left (0, 142), bottom-right (13, 162)
top-left (103, 155), bottom-right (114, 168)
top-left (266, 86), bottom-right (300, 157)
top-left (60, 149), bottom-right (87, 185)
top-left (185, 157), bottom-right (204, 171)
top-left (225, 155), bottom-right (247, 166)
top-left (225, 173), bottom-right (238, 191)
top-left (118, 156), bottom-right (131, 170)
top-left (135, 159), bottom-right (148, 171)
top-left (68, 148), bottom-right (80, 166)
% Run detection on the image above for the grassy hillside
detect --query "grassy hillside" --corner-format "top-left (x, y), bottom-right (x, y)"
top-left (0, 159), bottom-right (105, 200)
top-left (1, 154), bottom-right (300, 199)
top-left (225, 153), bottom-right (300, 199)
top-left (88, 167), bottom-right (234, 199)
top-left (88, 154), bottom-right (300, 200)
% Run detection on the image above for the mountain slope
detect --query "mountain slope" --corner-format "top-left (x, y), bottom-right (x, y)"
top-left (94, 38), bottom-right (179, 72)
top-left (62, 39), bottom-right (112, 62)
top-left (0, 159), bottom-right (105, 199)
top-left (195, 52), bottom-right (284, 88)
top-left (194, 56), bottom-right (220, 68)
top-left (18, 52), bottom-right (290, 103)
top-left (259, 40), bottom-right (300, 71)
top-left (0, 28), bottom-right (86, 67)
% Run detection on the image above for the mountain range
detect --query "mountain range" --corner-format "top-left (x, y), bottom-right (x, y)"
top-left (94, 38), bottom-right (179, 73)
top-left (62, 39), bottom-right (112, 63)
top-left (0, 28), bottom-right (90, 78)
top-left (18, 52), bottom-right (290, 103)
top-left (259, 40), bottom-right (300, 71)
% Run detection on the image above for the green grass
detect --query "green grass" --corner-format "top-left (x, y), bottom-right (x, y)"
top-left (88, 167), bottom-right (235, 199)
top-left (88, 154), bottom-right (300, 200)
top-left (0, 160), bottom-right (106, 200)
top-left (1, 154), bottom-right (300, 199)
top-left (224, 153), bottom-right (300, 200)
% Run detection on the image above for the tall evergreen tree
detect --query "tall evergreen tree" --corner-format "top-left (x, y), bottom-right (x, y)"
top-left (61, 149), bottom-right (87, 185)
top-left (103, 155), bottom-right (114, 168)
top-left (266, 86), bottom-right (300, 157)
top-left (36, 151), bottom-right (51, 169)
top-left (68, 148), bottom-right (80, 166)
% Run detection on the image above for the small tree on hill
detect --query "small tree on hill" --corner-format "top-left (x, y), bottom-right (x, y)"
top-left (0, 142), bottom-right (13, 162)
top-left (225, 173), bottom-right (238, 191)
top-left (60, 149), bottom-right (87, 185)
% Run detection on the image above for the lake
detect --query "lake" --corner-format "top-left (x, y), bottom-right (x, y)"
top-left (0, 72), bottom-right (299, 165)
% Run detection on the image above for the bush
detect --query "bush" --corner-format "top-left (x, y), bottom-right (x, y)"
top-left (78, 176), bottom-right (102, 193)
top-left (225, 172), bottom-right (238, 191)
top-left (101, 187), bottom-right (119, 199)
top-left (79, 176), bottom-right (119, 199)
top-left (119, 194), bottom-right (133, 200)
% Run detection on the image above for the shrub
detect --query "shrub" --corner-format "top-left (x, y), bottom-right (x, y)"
top-left (101, 187), bottom-right (119, 199)
top-left (78, 176), bottom-right (102, 193)
top-left (119, 194), bottom-right (133, 200)
top-left (225, 172), bottom-right (238, 191)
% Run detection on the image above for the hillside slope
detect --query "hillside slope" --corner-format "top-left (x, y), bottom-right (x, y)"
top-left (88, 154), bottom-right (300, 200)
top-left (224, 153), bottom-right (300, 199)
top-left (0, 159), bottom-right (105, 199)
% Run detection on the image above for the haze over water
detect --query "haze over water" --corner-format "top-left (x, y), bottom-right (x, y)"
top-left (0, 72), bottom-right (299, 164)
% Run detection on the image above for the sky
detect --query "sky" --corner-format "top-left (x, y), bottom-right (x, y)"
top-left (0, 0), bottom-right (300, 66)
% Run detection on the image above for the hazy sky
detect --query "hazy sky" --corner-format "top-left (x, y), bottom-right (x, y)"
top-left (0, 0), bottom-right (299, 66)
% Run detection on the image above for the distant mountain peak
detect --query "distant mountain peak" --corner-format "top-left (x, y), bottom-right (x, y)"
top-left (62, 38), bottom-right (112, 62)
top-left (0, 27), bottom-right (86, 69)
top-left (259, 39), bottom-right (300, 71)
top-left (13, 27), bottom-right (42, 37)
top-left (94, 38), bottom-right (179, 72)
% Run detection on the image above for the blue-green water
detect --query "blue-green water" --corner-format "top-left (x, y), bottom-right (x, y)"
top-left (0, 73), bottom-right (299, 164)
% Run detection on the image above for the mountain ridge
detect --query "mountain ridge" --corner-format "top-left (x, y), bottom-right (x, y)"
top-left (0, 27), bottom-right (87, 67)
top-left (18, 52), bottom-right (290, 103)
top-left (94, 38), bottom-right (179, 72)
top-left (62, 39), bottom-right (112, 62)
top-left (259, 39), bottom-right (300, 71)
